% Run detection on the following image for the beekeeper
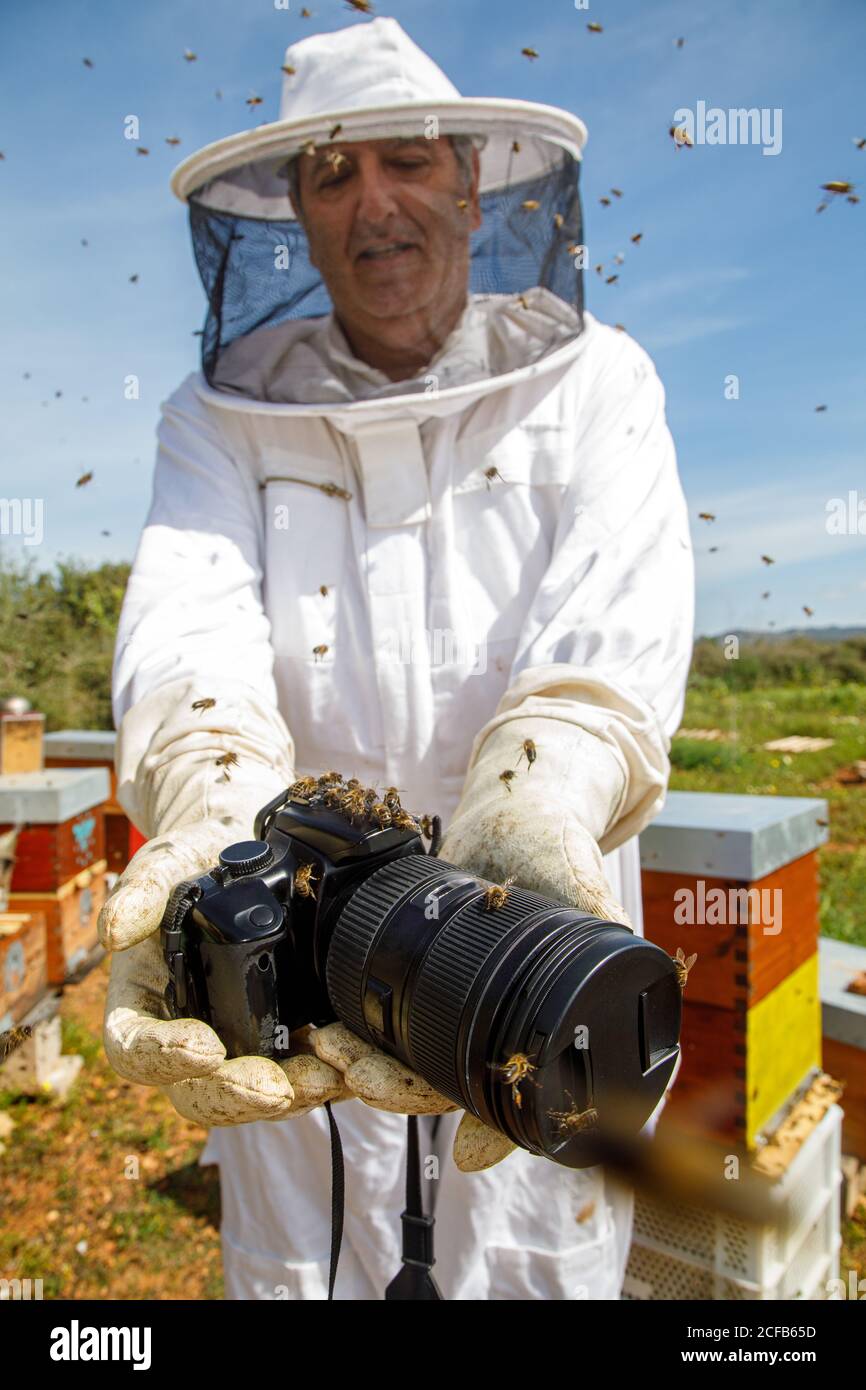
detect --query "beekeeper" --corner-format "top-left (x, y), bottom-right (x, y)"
top-left (99, 16), bottom-right (694, 1300)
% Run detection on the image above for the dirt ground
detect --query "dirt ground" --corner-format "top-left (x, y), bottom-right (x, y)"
top-left (0, 956), bottom-right (223, 1300)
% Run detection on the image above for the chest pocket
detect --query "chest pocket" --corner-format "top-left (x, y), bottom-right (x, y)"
top-left (449, 423), bottom-right (575, 646)
top-left (259, 446), bottom-right (354, 668)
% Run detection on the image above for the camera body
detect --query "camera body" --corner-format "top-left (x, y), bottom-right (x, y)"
top-left (161, 780), bottom-right (682, 1168)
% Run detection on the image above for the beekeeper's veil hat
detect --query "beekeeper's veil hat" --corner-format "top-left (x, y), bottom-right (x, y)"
top-left (171, 16), bottom-right (589, 405)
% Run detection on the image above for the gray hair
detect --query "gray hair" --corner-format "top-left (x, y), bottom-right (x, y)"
top-left (286, 133), bottom-right (478, 216)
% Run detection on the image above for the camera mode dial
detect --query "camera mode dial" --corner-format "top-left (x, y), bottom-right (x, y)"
top-left (218, 840), bottom-right (274, 878)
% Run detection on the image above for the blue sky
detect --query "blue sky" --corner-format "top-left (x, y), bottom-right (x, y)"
top-left (1, 0), bottom-right (864, 637)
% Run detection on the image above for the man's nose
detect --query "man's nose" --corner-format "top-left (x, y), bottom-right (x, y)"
top-left (353, 159), bottom-right (402, 225)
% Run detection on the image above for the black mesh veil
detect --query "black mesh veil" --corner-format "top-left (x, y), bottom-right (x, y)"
top-left (186, 132), bottom-right (586, 405)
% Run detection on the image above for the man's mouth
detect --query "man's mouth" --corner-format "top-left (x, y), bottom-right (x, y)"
top-left (356, 241), bottom-right (419, 262)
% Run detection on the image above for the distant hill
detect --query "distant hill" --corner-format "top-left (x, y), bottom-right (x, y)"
top-left (701, 626), bottom-right (866, 644)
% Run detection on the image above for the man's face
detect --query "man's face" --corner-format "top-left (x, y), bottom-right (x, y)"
top-left (291, 135), bottom-right (481, 359)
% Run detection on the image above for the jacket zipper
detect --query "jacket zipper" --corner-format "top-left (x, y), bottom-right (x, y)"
top-left (260, 474), bottom-right (353, 501)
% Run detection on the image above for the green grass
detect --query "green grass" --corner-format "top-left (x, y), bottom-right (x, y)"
top-left (672, 681), bottom-right (866, 945)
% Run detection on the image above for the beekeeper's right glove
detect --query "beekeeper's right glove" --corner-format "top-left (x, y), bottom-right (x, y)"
top-left (99, 677), bottom-right (353, 1124)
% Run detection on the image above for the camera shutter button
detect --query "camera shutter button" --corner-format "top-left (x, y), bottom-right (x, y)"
top-left (218, 840), bottom-right (274, 877)
top-left (249, 905), bottom-right (277, 928)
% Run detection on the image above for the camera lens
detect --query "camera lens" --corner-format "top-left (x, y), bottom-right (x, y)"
top-left (326, 854), bottom-right (680, 1168)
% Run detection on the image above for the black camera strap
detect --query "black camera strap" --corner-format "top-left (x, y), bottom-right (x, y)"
top-left (323, 1108), bottom-right (443, 1300)
top-left (323, 1100), bottom-right (344, 1301)
top-left (384, 1115), bottom-right (443, 1300)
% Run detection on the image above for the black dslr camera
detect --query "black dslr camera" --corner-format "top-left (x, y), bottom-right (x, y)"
top-left (160, 775), bottom-right (681, 1168)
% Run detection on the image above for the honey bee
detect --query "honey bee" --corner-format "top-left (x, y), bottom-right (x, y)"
top-left (325, 150), bottom-right (347, 174)
top-left (129, 274), bottom-right (139, 283)
top-left (489, 1051), bottom-right (537, 1108)
top-left (521, 47), bottom-right (539, 60)
top-left (281, 64), bottom-right (297, 76)
top-left (576, 1201), bottom-right (596, 1223)
top-left (329, 123), bottom-right (343, 140)
top-left (312, 644), bottom-right (329, 660)
top-left (821, 181), bottom-right (854, 195)
top-left (183, 50), bottom-right (197, 62)
top-left (293, 862), bottom-right (320, 900)
top-left (0, 1025), bottom-right (32, 1062)
top-left (136, 147), bottom-right (149, 157)
top-left (512, 140), bottom-right (521, 154)
top-left (345, 0), bottom-right (373, 11)
top-left (547, 1094), bottom-right (598, 1135)
top-left (369, 801), bottom-right (392, 829)
top-left (83, 57), bottom-right (94, 68)
top-left (303, 140), bottom-right (317, 159)
top-left (165, 136), bottom-right (181, 146)
top-left (392, 810), bottom-right (419, 831)
top-left (605, 275), bottom-right (619, 285)
top-left (288, 775), bottom-right (318, 799)
top-left (484, 465), bottom-right (504, 488)
top-left (191, 697), bottom-right (216, 713)
top-left (345, 778), bottom-right (362, 790)
top-left (815, 404), bottom-right (828, 412)
top-left (854, 138), bottom-right (866, 150)
top-left (456, 198), bottom-right (468, 210)
top-left (340, 787), bottom-right (368, 821)
top-left (673, 946), bottom-right (698, 989)
top-left (516, 738), bottom-right (537, 769)
top-left (301, 7), bottom-right (312, 15)
top-left (215, 751), bottom-right (239, 781)
top-left (317, 770), bottom-right (343, 787)
top-left (698, 512), bottom-right (716, 522)
top-left (611, 188), bottom-right (623, 198)
top-left (499, 769), bottom-right (517, 792)
top-left (587, 22), bottom-right (603, 33)
top-left (599, 196), bottom-right (611, 207)
top-left (614, 324), bottom-right (626, 332)
top-left (516, 293), bottom-right (530, 310)
top-left (322, 784), bottom-right (346, 809)
top-left (246, 95), bottom-right (263, 108)
top-left (803, 606), bottom-right (814, 618)
top-left (319, 584), bottom-right (329, 597)
top-left (669, 125), bottom-right (694, 149)
top-left (761, 555), bottom-right (775, 566)
top-left (630, 232), bottom-right (643, 244)
top-left (482, 876), bottom-right (516, 911)
top-left (521, 199), bottom-right (540, 211)
top-left (420, 815), bottom-right (435, 839)
top-left (383, 786), bottom-right (404, 809)
top-left (553, 212), bottom-right (564, 228)
top-left (675, 37), bottom-right (685, 49)
top-left (762, 591), bottom-right (771, 600)
top-left (76, 471), bottom-right (94, 487)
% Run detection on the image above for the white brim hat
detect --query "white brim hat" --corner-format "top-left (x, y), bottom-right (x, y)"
top-left (170, 15), bottom-right (588, 218)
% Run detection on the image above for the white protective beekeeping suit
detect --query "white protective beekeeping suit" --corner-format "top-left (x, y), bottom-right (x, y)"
top-left (111, 17), bottom-right (694, 1299)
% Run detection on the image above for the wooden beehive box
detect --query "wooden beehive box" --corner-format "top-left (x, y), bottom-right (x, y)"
top-left (43, 729), bottom-right (120, 810)
top-left (9, 861), bottom-right (108, 984)
top-left (639, 791), bottom-right (828, 1148)
top-left (0, 910), bottom-right (48, 1027)
top-left (0, 768), bottom-right (109, 893)
top-left (43, 729), bottom-right (142, 872)
top-left (819, 937), bottom-right (866, 1161)
top-left (0, 710), bottom-right (45, 775)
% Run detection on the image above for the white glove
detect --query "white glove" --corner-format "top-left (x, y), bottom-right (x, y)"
top-left (100, 677), bottom-right (352, 1123)
top-left (438, 708), bottom-right (634, 926)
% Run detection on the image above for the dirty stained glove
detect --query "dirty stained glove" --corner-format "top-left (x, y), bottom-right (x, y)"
top-left (436, 708), bottom-right (634, 928)
top-left (99, 674), bottom-right (355, 1124)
